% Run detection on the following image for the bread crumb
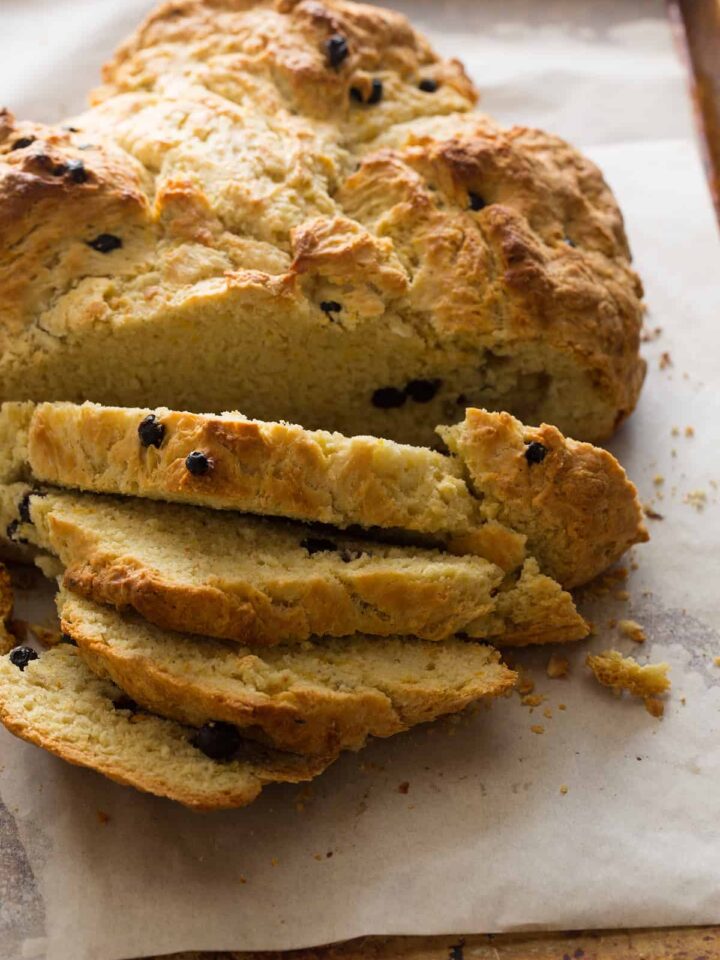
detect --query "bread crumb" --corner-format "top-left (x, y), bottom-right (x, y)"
top-left (559, 785), bottom-right (568, 795)
top-left (546, 655), bottom-right (569, 679)
top-left (643, 504), bottom-right (664, 520)
top-left (671, 426), bottom-right (680, 436)
top-left (683, 490), bottom-right (707, 511)
top-left (313, 853), bottom-right (323, 861)
top-left (517, 675), bottom-right (535, 695)
top-left (97, 810), bottom-right (110, 825)
top-left (558, 703), bottom-right (567, 711)
top-left (713, 657), bottom-right (720, 667)
top-left (530, 724), bottom-right (544, 734)
top-left (644, 697), bottom-right (664, 718)
top-left (271, 858), bottom-right (279, 867)
top-left (608, 618), bottom-right (617, 628)
top-left (397, 781), bottom-right (410, 795)
top-left (659, 351), bottom-right (672, 370)
top-left (618, 619), bottom-right (646, 644)
top-left (586, 650), bottom-right (670, 710)
top-left (522, 694), bottom-right (545, 707)
top-left (653, 475), bottom-right (665, 486)
top-left (641, 325), bottom-right (662, 342)
top-left (543, 707), bottom-right (553, 720)
top-left (685, 426), bottom-right (695, 437)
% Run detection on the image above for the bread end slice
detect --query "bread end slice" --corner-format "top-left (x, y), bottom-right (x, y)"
top-left (0, 644), bottom-right (332, 810)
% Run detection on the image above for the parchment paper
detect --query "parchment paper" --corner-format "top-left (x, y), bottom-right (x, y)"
top-left (1, 3), bottom-right (719, 959)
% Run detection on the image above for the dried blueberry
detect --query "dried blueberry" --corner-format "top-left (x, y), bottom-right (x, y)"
top-left (18, 491), bottom-right (33, 524)
top-left (137, 413), bottom-right (165, 449)
top-left (418, 78), bottom-right (438, 93)
top-left (524, 441), bottom-right (547, 465)
top-left (9, 647), bottom-right (38, 671)
top-left (185, 451), bottom-right (212, 476)
top-left (60, 633), bottom-right (77, 646)
top-left (325, 34), bottom-right (349, 69)
top-left (87, 234), bottom-right (122, 254)
top-left (62, 125), bottom-right (80, 133)
top-left (468, 192), bottom-right (486, 212)
top-left (320, 300), bottom-right (342, 316)
top-left (5, 519), bottom-right (25, 544)
top-left (11, 136), bottom-right (35, 150)
top-left (191, 721), bottom-right (241, 761)
top-left (372, 386), bottom-right (406, 409)
top-left (66, 159), bottom-right (88, 183)
top-left (366, 79), bottom-right (383, 105)
top-left (405, 378), bottom-right (441, 403)
top-left (112, 694), bottom-right (138, 712)
top-left (349, 87), bottom-right (364, 103)
top-left (340, 548), bottom-right (368, 562)
top-left (301, 537), bottom-right (338, 555)
top-left (564, 236), bottom-right (577, 248)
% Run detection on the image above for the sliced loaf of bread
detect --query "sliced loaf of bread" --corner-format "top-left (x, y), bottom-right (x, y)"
top-left (3, 401), bottom-right (646, 587)
top-left (59, 591), bottom-right (517, 756)
top-left (2, 485), bottom-right (587, 646)
top-left (0, 643), bottom-right (333, 809)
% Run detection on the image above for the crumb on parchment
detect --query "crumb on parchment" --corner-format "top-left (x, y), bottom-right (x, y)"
top-left (530, 725), bottom-right (544, 735)
top-left (586, 649), bottom-right (670, 718)
top-left (618, 619), bottom-right (646, 644)
top-left (546, 654), bottom-right (569, 679)
top-left (559, 785), bottom-right (569, 795)
top-left (684, 490), bottom-right (707, 511)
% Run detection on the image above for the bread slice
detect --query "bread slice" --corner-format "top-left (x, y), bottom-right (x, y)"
top-left (0, 1), bottom-right (644, 445)
top-left (59, 590), bottom-right (517, 756)
top-left (1, 484), bottom-right (587, 646)
top-left (0, 643), bottom-right (333, 809)
top-left (4, 401), bottom-right (646, 587)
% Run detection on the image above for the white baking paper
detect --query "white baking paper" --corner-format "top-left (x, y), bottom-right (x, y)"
top-left (1, 3), bottom-right (719, 959)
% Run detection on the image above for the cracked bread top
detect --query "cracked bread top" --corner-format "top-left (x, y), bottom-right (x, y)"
top-left (0, 0), bottom-right (644, 443)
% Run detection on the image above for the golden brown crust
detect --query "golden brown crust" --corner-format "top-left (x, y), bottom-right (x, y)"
top-left (59, 592), bottom-right (517, 755)
top-left (439, 408), bottom-right (648, 588)
top-left (0, 1), bottom-right (644, 444)
top-left (0, 643), bottom-right (331, 809)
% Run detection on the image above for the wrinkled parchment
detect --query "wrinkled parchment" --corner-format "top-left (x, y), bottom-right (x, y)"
top-left (1, 3), bottom-right (718, 959)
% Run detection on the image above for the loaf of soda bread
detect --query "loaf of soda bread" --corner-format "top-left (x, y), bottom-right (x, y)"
top-left (0, 0), bottom-right (644, 444)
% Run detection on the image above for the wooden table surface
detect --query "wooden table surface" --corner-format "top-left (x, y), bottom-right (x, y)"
top-left (145, 4), bottom-right (720, 959)
top-left (149, 927), bottom-right (720, 959)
